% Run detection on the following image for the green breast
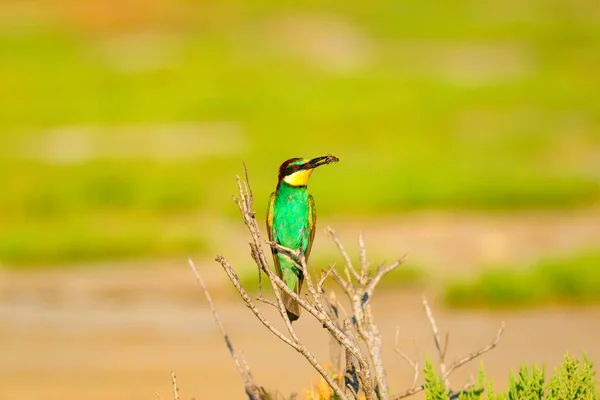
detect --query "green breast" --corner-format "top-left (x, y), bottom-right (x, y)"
top-left (273, 181), bottom-right (310, 253)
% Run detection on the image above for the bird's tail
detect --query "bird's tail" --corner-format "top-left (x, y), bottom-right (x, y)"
top-left (282, 289), bottom-right (301, 322)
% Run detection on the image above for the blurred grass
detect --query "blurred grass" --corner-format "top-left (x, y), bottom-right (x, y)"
top-left (444, 251), bottom-right (600, 308)
top-left (1, 0), bottom-right (599, 266)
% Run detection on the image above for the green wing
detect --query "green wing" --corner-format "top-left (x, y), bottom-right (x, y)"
top-left (265, 191), bottom-right (312, 322)
top-left (266, 192), bottom-right (283, 278)
top-left (306, 194), bottom-right (316, 260)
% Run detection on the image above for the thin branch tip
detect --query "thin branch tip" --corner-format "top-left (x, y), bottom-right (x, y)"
top-left (171, 371), bottom-right (180, 400)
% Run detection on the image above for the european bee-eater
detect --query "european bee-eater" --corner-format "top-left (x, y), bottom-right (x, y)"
top-left (266, 155), bottom-right (339, 321)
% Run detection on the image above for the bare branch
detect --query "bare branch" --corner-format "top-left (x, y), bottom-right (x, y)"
top-left (155, 392), bottom-right (164, 400)
top-left (257, 295), bottom-right (279, 308)
top-left (212, 162), bottom-right (506, 400)
top-left (215, 255), bottom-right (351, 400)
top-left (263, 245), bottom-right (380, 400)
top-left (323, 236), bottom-right (408, 399)
top-left (338, 255), bottom-right (408, 400)
top-left (359, 301), bottom-right (390, 399)
top-left (391, 385), bottom-right (425, 400)
top-left (261, 243), bottom-right (329, 320)
top-left (189, 259), bottom-right (263, 399)
top-left (443, 322), bottom-right (505, 379)
top-left (318, 264), bottom-right (337, 293)
top-left (326, 227), bottom-right (360, 282)
top-left (224, 164), bottom-right (382, 400)
top-left (442, 332), bottom-right (449, 360)
top-left (249, 252), bottom-right (375, 393)
top-left (242, 161), bottom-right (253, 203)
top-left (422, 296), bottom-right (450, 388)
top-left (358, 233), bottom-right (369, 279)
top-left (323, 292), bottom-right (343, 376)
top-left (392, 303), bottom-right (504, 400)
top-left (323, 291), bottom-right (349, 323)
top-left (240, 351), bottom-right (256, 384)
top-left (343, 319), bottom-right (360, 398)
top-left (365, 255), bottom-right (409, 297)
top-left (295, 248), bottom-right (330, 315)
top-left (171, 371), bottom-right (180, 400)
top-left (394, 327), bottom-right (419, 390)
top-left (266, 242), bottom-right (341, 327)
top-left (257, 259), bottom-right (265, 298)
top-left (329, 266), bottom-right (352, 297)
top-left (215, 255), bottom-right (295, 344)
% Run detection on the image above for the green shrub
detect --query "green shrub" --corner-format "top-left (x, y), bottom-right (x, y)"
top-left (424, 358), bottom-right (450, 400)
top-left (422, 353), bottom-right (597, 400)
top-left (547, 353), bottom-right (597, 400)
top-left (307, 352), bottom-right (598, 399)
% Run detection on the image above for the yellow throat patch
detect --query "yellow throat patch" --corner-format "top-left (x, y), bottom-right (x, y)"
top-left (283, 169), bottom-right (313, 186)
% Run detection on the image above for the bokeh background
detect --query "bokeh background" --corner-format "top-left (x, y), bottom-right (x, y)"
top-left (1, 1), bottom-right (599, 399)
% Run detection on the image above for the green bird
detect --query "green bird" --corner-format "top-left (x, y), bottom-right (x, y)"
top-left (266, 155), bottom-right (339, 321)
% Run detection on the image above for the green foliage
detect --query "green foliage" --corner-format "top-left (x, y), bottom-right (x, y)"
top-left (424, 358), bottom-right (448, 400)
top-left (547, 353), bottom-right (597, 400)
top-left (445, 251), bottom-right (600, 308)
top-left (419, 352), bottom-right (598, 400)
top-left (486, 379), bottom-right (505, 400)
top-left (305, 352), bottom-right (598, 399)
top-left (457, 365), bottom-right (486, 400)
top-left (507, 365), bottom-right (546, 400)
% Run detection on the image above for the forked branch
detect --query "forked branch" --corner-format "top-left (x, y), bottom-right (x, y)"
top-left (391, 297), bottom-right (505, 399)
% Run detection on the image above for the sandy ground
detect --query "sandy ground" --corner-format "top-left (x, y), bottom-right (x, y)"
top-left (1, 210), bottom-right (600, 399)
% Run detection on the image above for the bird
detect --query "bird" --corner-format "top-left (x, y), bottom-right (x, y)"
top-left (266, 155), bottom-right (339, 321)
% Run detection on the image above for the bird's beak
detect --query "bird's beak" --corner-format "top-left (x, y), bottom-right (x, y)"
top-left (306, 154), bottom-right (339, 170)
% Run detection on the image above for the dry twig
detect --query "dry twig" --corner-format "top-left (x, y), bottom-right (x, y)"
top-left (443, 322), bottom-right (505, 379)
top-left (325, 228), bottom-right (409, 400)
top-left (344, 319), bottom-right (361, 398)
top-left (395, 328), bottom-right (419, 391)
top-left (171, 371), bottom-right (180, 400)
top-left (215, 252), bottom-right (353, 399)
top-left (423, 296), bottom-right (451, 388)
top-left (391, 298), bottom-right (505, 399)
top-left (189, 259), bottom-right (264, 399)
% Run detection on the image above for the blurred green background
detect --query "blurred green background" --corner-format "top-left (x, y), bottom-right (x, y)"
top-left (1, 0), bottom-right (599, 267)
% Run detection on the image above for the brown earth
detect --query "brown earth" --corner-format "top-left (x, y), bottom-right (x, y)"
top-left (1, 210), bottom-right (600, 399)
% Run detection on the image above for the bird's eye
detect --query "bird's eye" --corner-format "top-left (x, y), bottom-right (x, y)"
top-left (293, 165), bottom-right (300, 171)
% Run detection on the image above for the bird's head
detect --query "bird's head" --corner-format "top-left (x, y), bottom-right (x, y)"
top-left (278, 155), bottom-right (339, 187)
